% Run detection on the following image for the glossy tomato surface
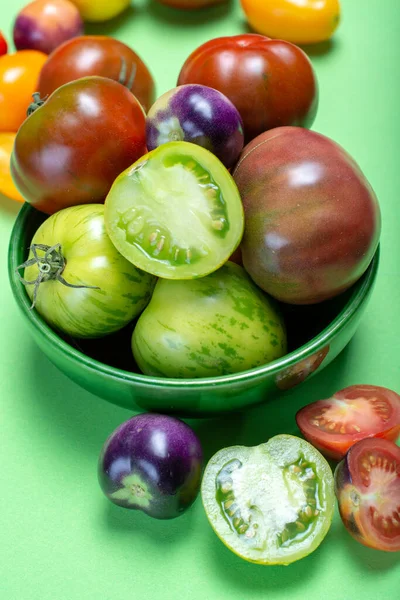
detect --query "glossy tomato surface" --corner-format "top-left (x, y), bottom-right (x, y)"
top-left (202, 435), bottom-right (335, 565)
top-left (0, 50), bottom-right (47, 132)
top-left (233, 127), bottom-right (381, 304)
top-left (0, 133), bottom-right (24, 202)
top-left (99, 413), bottom-right (203, 519)
top-left (11, 76), bottom-right (147, 215)
top-left (296, 385), bottom-right (400, 460)
top-left (335, 438), bottom-right (400, 552)
top-left (69, 0), bottom-right (130, 22)
top-left (104, 142), bottom-right (244, 279)
top-left (240, 0), bottom-right (341, 45)
top-left (177, 34), bottom-right (317, 142)
top-left (146, 84), bottom-right (243, 168)
top-left (38, 35), bottom-right (155, 111)
top-left (13, 0), bottom-right (83, 55)
top-left (19, 204), bottom-right (156, 338)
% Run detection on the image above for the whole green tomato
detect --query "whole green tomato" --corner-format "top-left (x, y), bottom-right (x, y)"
top-left (17, 204), bottom-right (156, 338)
top-left (132, 261), bottom-right (287, 378)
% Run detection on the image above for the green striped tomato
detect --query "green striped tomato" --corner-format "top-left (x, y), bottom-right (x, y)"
top-left (20, 204), bottom-right (156, 338)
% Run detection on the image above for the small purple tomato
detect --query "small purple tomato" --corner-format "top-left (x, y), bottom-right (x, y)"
top-left (146, 84), bottom-right (244, 169)
top-left (13, 0), bottom-right (84, 55)
top-left (98, 413), bottom-right (203, 519)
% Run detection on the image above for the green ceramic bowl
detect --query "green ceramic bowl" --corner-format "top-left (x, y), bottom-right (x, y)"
top-left (8, 203), bottom-right (379, 416)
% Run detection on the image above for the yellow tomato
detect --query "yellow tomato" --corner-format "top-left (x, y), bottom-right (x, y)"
top-left (0, 50), bottom-right (47, 133)
top-left (69, 0), bottom-right (131, 22)
top-left (0, 133), bottom-right (24, 202)
top-left (240, 0), bottom-right (341, 45)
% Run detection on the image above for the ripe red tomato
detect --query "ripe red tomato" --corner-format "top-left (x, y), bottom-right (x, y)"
top-left (177, 34), bottom-right (317, 142)
top-left (335, 438), bottom-right (400, 552)
top-left (0, 32), bottom-right (7, 56)
top-left (11, 77), bottom-right (147, 214)
top-left (296, 385), bottom-right (400, 460)
top-left (38, 36), bottom-right (155, 112)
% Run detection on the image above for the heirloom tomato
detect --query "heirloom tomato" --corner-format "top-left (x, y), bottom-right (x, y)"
top-left (16, 204), bottom-right (156, 338)
top-left (296, 385), bottom-right (400, 460)
top-left (11, 76), bottom-right (147, 215)
top-left (177, 34), bottom-right (317, 142)
top-left (0, 50), bottom-right (47, 132)
top-left (104, 142), bottom-right (244, 279)
top-left (0, 32), bottom-right (7, 56)
top-left (240, 0), bottom-right (341, 45)
top-left (69, 0), bottom-right (130, 22)
top-left (335, 438), bottom-right (400, 552)
top-left (0, 133), bottom-right (24, 202)
top-left (202, 435), bottom-right (335, 565)
top-left (38, 36), bottom-right (155, 112)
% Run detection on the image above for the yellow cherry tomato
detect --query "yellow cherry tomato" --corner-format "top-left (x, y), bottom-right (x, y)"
top-left (0, 50), bottom-right (47, 133)
top-left (0, 133), bottom-right (24, 202)
top-left (240, 0), bottom-right (341, 45)
top-left (69, 0), bottom-right (131, 22)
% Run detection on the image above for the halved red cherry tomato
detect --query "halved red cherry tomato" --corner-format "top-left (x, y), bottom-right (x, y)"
top-left (335, 438), bottom-right (400, 552)
top-left (296, 385), bottom-right (400, 461)
top-left (0, 32), bottom-right (7, 56)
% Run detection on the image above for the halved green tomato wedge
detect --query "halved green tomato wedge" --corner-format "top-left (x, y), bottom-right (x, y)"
top-left (104, 141), bottom-right (244, 278)
top-left (201, 435), bottom-right (335, 565)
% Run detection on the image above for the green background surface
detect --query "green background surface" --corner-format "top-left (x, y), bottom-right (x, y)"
top-left (1, 0), bottom-right (399, 598)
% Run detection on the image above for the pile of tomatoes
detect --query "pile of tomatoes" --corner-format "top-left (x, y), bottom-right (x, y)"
top-left (2, 0), bottom-right (399, 564)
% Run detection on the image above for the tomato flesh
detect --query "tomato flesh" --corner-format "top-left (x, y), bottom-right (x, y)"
top-left (202, 435), bottom-right (335, 565)
top-left (104, 142), bottom-right (244, 279)
top-left (335, 438), bottom-right (400, 552)
top-left (296, 385), bottom-right (400, 460)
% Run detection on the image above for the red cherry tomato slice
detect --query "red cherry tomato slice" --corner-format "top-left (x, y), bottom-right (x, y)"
top-left (335, 438), bottom-right (400, 552)
top-left (0, 32), bottom-right (7, 56)
top-left (296, 385), bottom-right (400, 460)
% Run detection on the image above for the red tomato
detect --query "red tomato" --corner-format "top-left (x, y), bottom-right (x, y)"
top-left (296, 385), bottom-right (400, 461)
top-left (0, 32), bottom-right (7, 56)
top-left (177, 34), bottom-right (317, 142)
top-left (11, 76), bottom-right (147, 215)
top-left (38, 35), bottom-right (155, 112)
top-left (335, 438), bottom-right (400, 552)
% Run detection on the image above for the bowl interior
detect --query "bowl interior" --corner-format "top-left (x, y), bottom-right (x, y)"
top-left (9, 203), bottom-right (379, 386)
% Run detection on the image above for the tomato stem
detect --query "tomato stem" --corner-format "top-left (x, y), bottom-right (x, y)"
top-left (27, 92), bottom-right (47, 117)
top-left (15, 243), bottom-right (100, 309)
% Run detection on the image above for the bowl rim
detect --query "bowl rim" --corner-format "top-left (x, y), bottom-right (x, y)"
top-left (8, 202), bottom-right (380, 390)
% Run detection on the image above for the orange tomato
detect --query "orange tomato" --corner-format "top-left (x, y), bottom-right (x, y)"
top-left (240, 0), bottom-right (341, 45)
top-left (0, 50), bottom-right (47, 132)
top-left (0, 133), bottom-right (24, 202)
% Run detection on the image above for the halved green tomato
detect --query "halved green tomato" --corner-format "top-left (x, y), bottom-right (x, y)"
top-left (201, 435), bottom-right (335, 565)
top-left (104, 142), bottom-right (244, 278)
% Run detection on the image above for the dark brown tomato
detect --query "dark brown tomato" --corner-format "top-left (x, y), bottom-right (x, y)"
top-left (177, 34), bottom-right (317, 142)
top-left (38, 35), bottom-right (155, 112)
top-left (11, 76), bottom-right (147, 215)
top-left (233, 127), bottom-right (381, 305)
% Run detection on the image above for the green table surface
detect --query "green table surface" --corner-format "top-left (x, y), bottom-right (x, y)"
top-left (1, 0), bottom-right (399, 598)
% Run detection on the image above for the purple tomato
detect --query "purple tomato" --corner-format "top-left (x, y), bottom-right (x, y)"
top-left (13, 0), bottom-right (83, 55)
top-left (146, 84), bottom-right (244, 169)
top-left (98, 414), bottom-right (203, 519)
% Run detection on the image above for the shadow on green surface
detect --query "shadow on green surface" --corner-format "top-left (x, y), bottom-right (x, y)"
top-left (84, 6), bottom-right (137, 36)
top-left (299, 39), bottom-right (338, 58)
top-left (0, 194), bottom-right (22, 218)
top-left (146, 0), bottom-right (234, 26)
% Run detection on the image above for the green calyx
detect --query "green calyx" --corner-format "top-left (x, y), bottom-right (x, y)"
top-left (15, 243), bottom-right (99, 310)
top-left (27, 92), bottom-right (47, 117)
top-left (111, 473), bottom-right (152, 508)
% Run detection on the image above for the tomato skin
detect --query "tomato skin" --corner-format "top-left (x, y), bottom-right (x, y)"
top-left (0, 50), bottom-right (48, 133)
top-left (240, 0), bottom-right (341, 45)
top-left (38, 36), bottom-right (155, 112)
top-left (296, 385), bottom-right (400, 461)
top-left (69, 0), bottom-right (130, 22)
top-left (0, 32), bottom-right (7, 56)
top-left (0, 133), bottom-right (25, 203)
top-left (334, 438), bottom-right (400, 552)
top-left (11, 76), bottom-right (147, 215)
top-left (233, 127), bottom-right (381, 304)
top-left (177, 34), bottom-right (318, 142)
top-left (22, 204), bottom-right (156, 338)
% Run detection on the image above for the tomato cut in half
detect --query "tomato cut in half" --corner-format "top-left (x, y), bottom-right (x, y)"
top-left (201, 435), bottom-right (335, 565)
top-left (296, 385), bottom-right (400, 461)
top-left (104, 142), bottom-right (244, 279)
top-left (334, 438), bottom-right (400, 552)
